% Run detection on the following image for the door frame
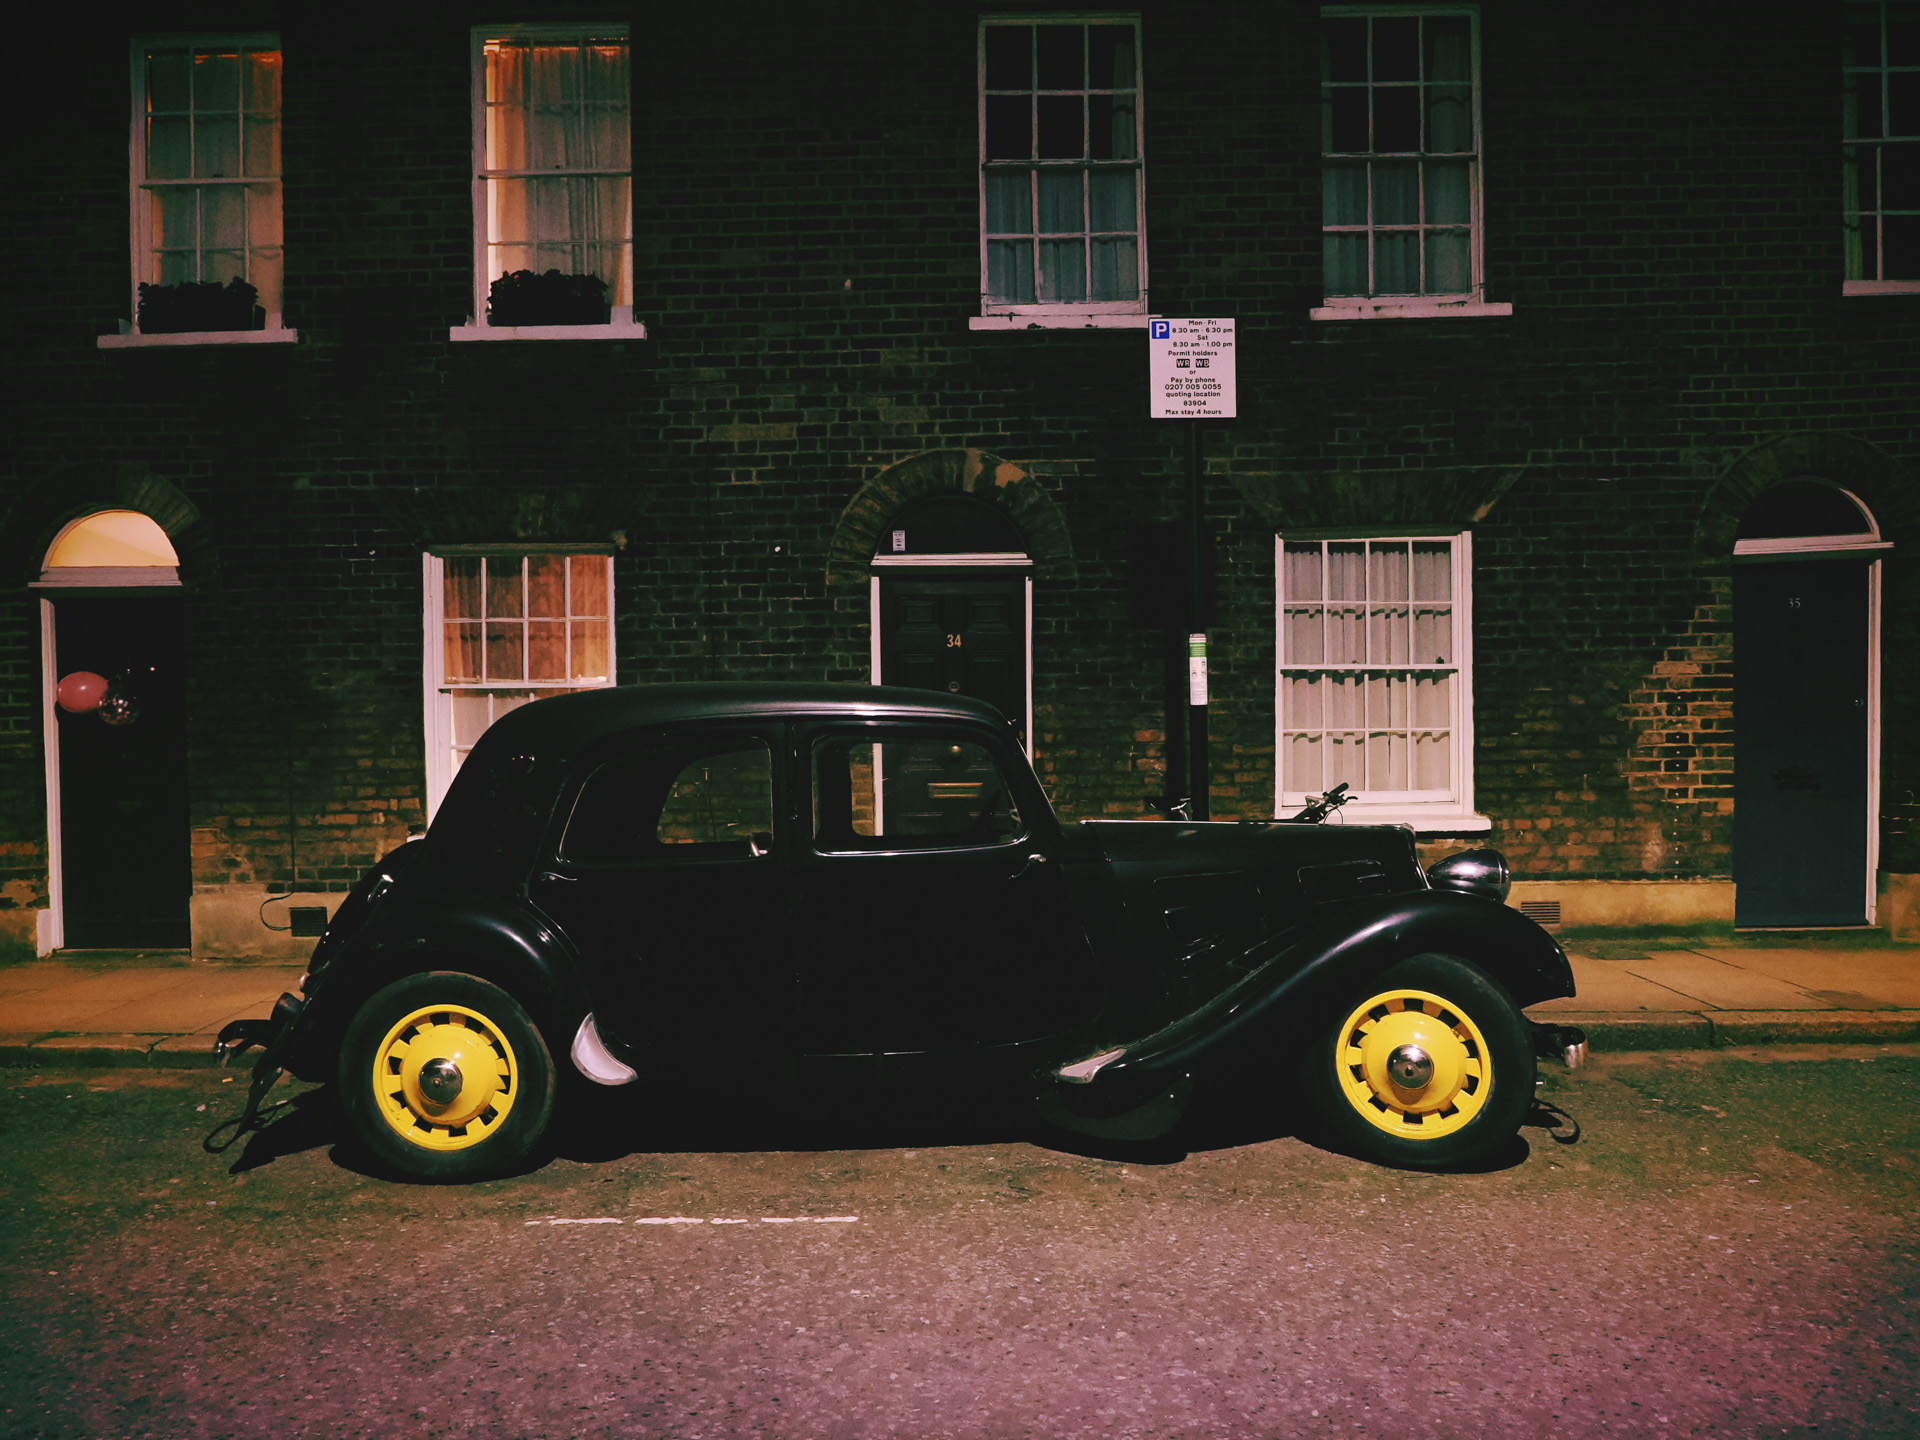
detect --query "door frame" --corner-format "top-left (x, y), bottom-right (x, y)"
top-left (32, 570), bottom-right (185, 953)
top-left (1732, 492), bottom-right (1890, 926)
top-left (870, 552), bottom-right (1034, 758)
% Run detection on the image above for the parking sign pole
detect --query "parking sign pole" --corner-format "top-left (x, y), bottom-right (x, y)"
top-left (1185, 419), bottom-right (1209, 821)
top-left (1150, 318), bottom-right (1234, 822)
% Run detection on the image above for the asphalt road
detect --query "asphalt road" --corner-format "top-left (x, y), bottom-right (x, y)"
top-left (2, 1049), bottom-right (1917, 1440)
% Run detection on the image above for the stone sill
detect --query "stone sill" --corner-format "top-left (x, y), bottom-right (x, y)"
top-left (1841, 280), bottom-right (1920, 296)
top-left (98, 322), bottom-right (298, 349)
top-left (1311, 299), bottom-right (1513, 322)
top-left (449, 308), bottom-right (647, 342)
top-left (970, 312), bottom-right (1154, 330)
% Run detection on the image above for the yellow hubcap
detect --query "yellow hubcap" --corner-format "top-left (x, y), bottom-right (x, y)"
top-left (1333, 987), bottom-right (1491, 1140)
top-left (371, 1003), bottom-right (519, 1151)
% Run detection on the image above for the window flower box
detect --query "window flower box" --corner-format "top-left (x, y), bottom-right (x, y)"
top-left (137, 278), bottom-right (265, 334)
top-left (486, 269), bottom-right (612, 328)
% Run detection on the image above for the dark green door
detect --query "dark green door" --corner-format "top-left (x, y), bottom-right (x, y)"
top-left (52, 594), bottom-right (190, 948)
top-left (878, 574), bottom-right (1027, 740)
top-left (1732, 557), bottom-right (1871, 927)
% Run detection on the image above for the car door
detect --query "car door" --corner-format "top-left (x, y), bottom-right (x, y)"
top-left (528, 725), bottom-right (796, 1074)
top-left (794, 722), bottom-right (1099, 1067)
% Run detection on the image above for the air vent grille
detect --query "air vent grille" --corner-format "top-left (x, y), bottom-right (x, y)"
top-left (289, 906), bottom-right (330, 937)
top-left (1518, 900), bottom-right (1562, 926)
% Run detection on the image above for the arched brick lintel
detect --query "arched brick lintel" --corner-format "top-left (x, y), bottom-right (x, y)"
top-left (1694, 432), bottom-right (1916, 562)
top-left (825, 449), bottom-right (1077, 589)
top-left (0, 462), bottom-right (219, 591)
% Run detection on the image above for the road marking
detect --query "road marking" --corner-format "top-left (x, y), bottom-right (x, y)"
top-left (524, 1215), bottom-right (860, 1227)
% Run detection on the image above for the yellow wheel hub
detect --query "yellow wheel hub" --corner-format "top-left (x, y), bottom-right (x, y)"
top-left (370, 1003), bottom-right (519, 1151)
top-left (1333, 986), bottom-right (1491, 1140)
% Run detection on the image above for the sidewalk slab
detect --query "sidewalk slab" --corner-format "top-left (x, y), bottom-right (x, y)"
top-left (1537, 958), bottom-right (1702, 1013)
top-left (1691, 948), bottom-right (1920, 1008)
top-left (0, 970), bottom-right (208, 1029)
top-left (1619, 954), bottom-right (1825, 1011)
top-left (56, 971), bottom-right (302, 1035)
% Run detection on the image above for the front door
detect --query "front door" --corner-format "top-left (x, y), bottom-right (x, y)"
top-left (878, 574), bottom-right (1027, 741)
top-left (50, 594), bottom-right (190, 948)
top-left (528, 727), bottom-right (796, 1079)
top-left (1732, 557), bottom-right (1872, 926)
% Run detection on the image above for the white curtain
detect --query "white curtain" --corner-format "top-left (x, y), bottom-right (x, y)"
top-left (486, 40), bottom-right (632, 305)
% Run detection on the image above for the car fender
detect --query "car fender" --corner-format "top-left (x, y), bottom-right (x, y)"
top-left (1059, 890), bottom-right (1572, 1110)
top-left (283, 890), bottom-right (593, 1081)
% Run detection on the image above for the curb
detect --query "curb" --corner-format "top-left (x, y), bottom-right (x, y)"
top-left (0, 1036), bottom-right (226, 1070)
top-left (1534, 1010), bottom-right (1920, 1053)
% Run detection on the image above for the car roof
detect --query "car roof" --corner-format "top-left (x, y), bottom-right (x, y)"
top-left (473, 682), bottom-right (1011, 757)
top-left (420, 684), bottom-right (1018, 887)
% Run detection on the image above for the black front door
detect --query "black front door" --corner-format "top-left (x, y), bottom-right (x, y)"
top-left (528, 728), bottom-right (796, 1077)
top-left (878, 574), bottom-right (1027, 740)
top-left (52, 594), bottom-right (190, 948)
top-left (1732, 557), bottom-right (1871, 927)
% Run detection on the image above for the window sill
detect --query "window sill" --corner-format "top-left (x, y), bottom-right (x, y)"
top-left (1842, 280), bottom-right (1920, 296)
top-left (97, 321), bottom-right (298, 349)
top-left (1310, 299), bottom-right (1513, 322)
top-left (449, 308), bottom-right (648, 342)
top-left (970, 311), bottom-right (1154, 331)
top-left (1287, 807), bottom-right (1492, 836)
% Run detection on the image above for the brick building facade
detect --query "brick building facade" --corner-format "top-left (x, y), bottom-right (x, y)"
top-left (4, 0), bottom-right (1915, 960)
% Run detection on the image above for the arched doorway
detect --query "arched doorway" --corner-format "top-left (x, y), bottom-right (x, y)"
top-left (1732, 480), bottom-right (1888, 927)
top-left (33, 511), bottom-right (190, 949)
top-left (869, 493), bottom-right (1032, 748)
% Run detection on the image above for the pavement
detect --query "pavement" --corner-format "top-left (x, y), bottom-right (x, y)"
top-left (1, 936), bottom-right (1917, 1070)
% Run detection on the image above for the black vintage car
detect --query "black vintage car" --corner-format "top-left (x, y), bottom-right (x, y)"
top-left (218, 683), bottom-right (1583, 1180)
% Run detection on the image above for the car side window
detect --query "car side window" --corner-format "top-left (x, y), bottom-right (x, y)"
top-left (811, 734), bottom-right (1022, 852)
top-left (561, 738), bottom-right (774, 863)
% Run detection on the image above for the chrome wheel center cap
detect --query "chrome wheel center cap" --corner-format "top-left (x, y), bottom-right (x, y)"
top-left (1386, 1043), bottom-right (1434, 1089)
top-left (418, 1057), bottom-right (464, 1105)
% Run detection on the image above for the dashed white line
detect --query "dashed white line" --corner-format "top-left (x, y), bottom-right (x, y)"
top-left (524, 1215), bottom-right (860, 1227)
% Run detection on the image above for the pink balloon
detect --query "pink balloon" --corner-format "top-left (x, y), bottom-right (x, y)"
top-left (56, 671), bottom-right (108, 713)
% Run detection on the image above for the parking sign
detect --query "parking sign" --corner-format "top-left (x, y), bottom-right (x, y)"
top-left (1149, 318), bottom-right (1236, 418)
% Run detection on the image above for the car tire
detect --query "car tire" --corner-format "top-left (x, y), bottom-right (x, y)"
top-left (1306, 952), bottom-right (1533, 1170)
top-left (339, 971), bottom-right (557, 1182)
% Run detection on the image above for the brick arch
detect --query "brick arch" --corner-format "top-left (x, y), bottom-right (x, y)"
top-left (1694, 432), bottom-right (1915, 561)
top-left (1, 462), bottom-right (219, 590)
top-left (824, 449), bottom-right (1076, 588)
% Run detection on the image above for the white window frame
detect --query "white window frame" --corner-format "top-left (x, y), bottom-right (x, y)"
top-left (1842, 0), bottom-right (1920, 295)
top-left (1312, 5), bottom-right (1510, 322)
top-left (423, 548), bottom-right (617, 819)
top-left (971, 13), bottom-right (1152, 331)
top-left (101, 34), bottom-right (297, 350)
top-left (449, 23), bottom-right (647, 342)
top-left (1274, 531), bottom-right (1488, 832)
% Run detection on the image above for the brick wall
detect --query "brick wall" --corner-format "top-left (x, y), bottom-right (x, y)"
top-left (2, 0), bottom-right (1915, 957)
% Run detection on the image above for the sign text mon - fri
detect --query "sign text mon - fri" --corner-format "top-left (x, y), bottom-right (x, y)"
top-left (1148, 318), bottom-right (1236, 419)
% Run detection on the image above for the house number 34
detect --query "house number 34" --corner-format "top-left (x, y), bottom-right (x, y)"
top-left (945, 633), bottom-right (964, 647)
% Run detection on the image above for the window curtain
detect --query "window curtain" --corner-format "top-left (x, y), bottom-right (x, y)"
top-left (486, 41), bottom-right (631, 305)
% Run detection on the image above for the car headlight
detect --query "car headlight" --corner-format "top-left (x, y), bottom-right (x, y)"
top-left (1425, 847), bottom-right (1511, 903)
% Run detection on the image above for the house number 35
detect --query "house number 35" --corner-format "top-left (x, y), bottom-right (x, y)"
top-left (945, 633), bottom-right (964, 647)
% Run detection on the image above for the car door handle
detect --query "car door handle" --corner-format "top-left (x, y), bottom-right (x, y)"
top-left (535, 870), bottom-right (577, 885)
top-left (1011, 852), bottom-right (1049, 881)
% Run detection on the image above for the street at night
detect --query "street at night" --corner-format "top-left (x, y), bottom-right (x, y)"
top-left (3, 1048), bottom-right (1916, 1439)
